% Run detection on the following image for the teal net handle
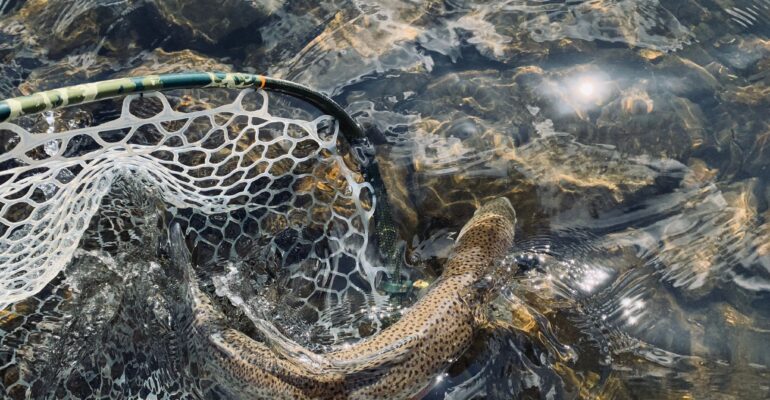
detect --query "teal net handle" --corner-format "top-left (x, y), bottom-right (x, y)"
top-left (0, 72), bottom-right (365, 140)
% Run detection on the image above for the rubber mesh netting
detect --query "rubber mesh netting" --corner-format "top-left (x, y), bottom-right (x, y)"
top-left (0, 87), bottom-right (386, 329)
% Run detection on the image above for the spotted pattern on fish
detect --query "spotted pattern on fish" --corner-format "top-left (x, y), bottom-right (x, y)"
top-left (171, 197), bottom-right (516, 399)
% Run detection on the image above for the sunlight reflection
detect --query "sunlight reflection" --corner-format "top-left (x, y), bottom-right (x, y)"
top-left (569, 74), bottom-right (609, 104)
top-left (578, 79), bottom-right (596, 98)
top-left (619, 296), bottom-right (646, 326)
top-left (540, 68), bottom-right (614, 116)
top-left (575, 265), bottom-right (611, 293)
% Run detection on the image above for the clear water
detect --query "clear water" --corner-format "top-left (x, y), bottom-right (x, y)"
top-left (2, 0), bottom-right (770, 398)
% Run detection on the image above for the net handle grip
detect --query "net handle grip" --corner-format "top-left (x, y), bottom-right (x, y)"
top-left (0, 72), bottom-right (366, 140)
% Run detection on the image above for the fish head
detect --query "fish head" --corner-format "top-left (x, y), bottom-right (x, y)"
top-left (456, 197), bottom-right (516, 244)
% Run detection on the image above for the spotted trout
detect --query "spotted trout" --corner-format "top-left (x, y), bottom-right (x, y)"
top-left (168, 197), bottom-right (516, 399)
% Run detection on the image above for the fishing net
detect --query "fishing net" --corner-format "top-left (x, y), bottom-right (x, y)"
top-left (0, 73), bottom-right (387, 336)
top-left (0, 73), bottom-right (409, 398)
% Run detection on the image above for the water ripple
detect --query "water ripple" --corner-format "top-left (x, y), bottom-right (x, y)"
top-left (501, 0), bottom-right (693, 51)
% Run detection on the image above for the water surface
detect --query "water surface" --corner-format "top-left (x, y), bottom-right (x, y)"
top-left (2, 0), bottom-right (770, 399)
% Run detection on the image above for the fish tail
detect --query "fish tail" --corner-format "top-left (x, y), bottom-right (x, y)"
top-left (165, 223), bottom-right (196, 303)
top-left (165, 223), bottom-right (230, 335)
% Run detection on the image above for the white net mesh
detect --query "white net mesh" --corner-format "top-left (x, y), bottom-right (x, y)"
top-left (0, 88), bottom-right (386, 335)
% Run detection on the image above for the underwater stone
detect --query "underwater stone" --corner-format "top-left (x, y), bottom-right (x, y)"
top-left (13, 0), bottom-right (157, 59)
top-left (125, 49), bottom-right (234, 76)
top-left (596, 89), bottom-right (705, 160)
top-left (150, 0), bottom-right (282, 45)
top-left (654, 56), bottom-right (721, 101)
top-left (713, 34), bottom-right (770, 74)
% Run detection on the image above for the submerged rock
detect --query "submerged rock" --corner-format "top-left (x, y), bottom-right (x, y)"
top-left (12, 0), bottom-right (156, 59)
top-left (595, 85), bottom-right (706, 159)
top-left (712, 34), bottom-right (770, 74)
top-left (6, 0), bottom-right (280, 64)
top-left (361, 68), bottom-right (689, 238)
top-left (151, 0), bottom-right (281, 45)
top-left (273, 3), bottom-right (436, 94)
top-left (603, 176), bottom-right (768, 303)
top-left (498, 0), bottom-right (692, 52)
top-left (126, 49), bottom-right (234, 75)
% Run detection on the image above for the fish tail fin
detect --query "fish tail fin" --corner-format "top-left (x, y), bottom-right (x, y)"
top-left (162, 222), bottom-right (199, 314)
top-left (164, 222), bottom-right (228, 336)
